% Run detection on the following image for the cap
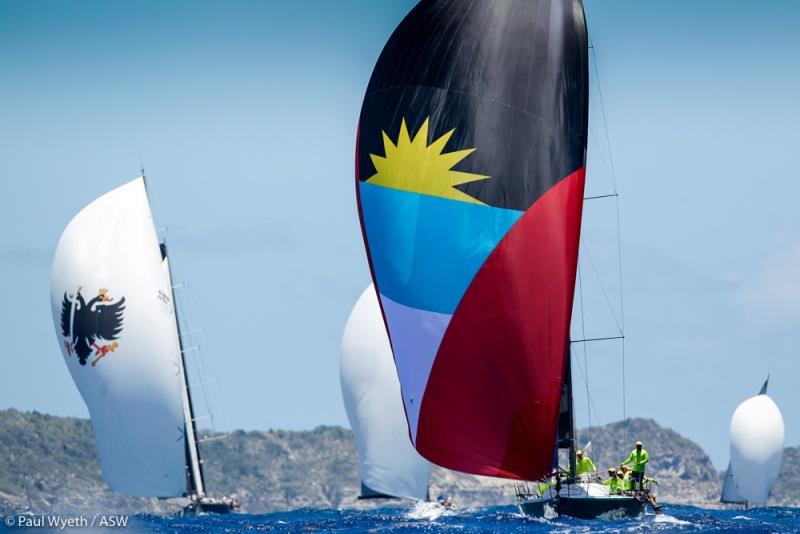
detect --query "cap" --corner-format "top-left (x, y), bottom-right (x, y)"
top-left (576, 450), bottom-right (583, 455)
top-left (635, 441), bottom-right (643, 447)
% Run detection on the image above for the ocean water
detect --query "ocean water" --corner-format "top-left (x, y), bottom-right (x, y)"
top-left (11, 503), bottom-right (792, 533)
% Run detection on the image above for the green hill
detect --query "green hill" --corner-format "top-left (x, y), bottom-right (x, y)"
top-left (576, 418), bottom-right (721, 505)
top-left (0, 409), bottom-right (796, 514)
top-left (771, 446), bottom-right (800, 506)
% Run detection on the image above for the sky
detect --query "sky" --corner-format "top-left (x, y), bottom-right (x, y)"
top-left (1, 0), bottom-right (799, 471)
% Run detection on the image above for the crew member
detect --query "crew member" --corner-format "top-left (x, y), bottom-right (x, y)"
top-left (603, 468), bottom-right (619, 494)
top-left (622, 441), bottom-right (649, 491)
top-left (535, 477), bottom-right (555, 498)
top-left (619, 464), bottom-right (632, 492)
top-left (643, 477), bottom-right (662, 511)
top-left (575, 450), bottom-right (597, 476)
top-left (616, 470), bottom-right (628, 493)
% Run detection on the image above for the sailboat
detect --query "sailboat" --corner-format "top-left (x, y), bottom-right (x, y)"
top-left (721, 378), bottom-right (784, 508)
top-left (49, 177), bottom-right (238, 515)
top-left (340, 284), bottom-right (431, 502)
top-left (354, 0), bottom-right (647, 520)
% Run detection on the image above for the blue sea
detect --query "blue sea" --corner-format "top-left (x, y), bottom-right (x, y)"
top-left (5, 504), bottom-right (797, 533)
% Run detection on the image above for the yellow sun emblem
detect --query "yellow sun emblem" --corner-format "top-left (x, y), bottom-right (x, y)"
top-left (367, 118), bottom-right (489, 205)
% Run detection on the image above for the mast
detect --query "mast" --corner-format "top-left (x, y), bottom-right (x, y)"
top-left (162, 240), bottom-right (206, 498)
top-left (141, 173), bottom-right (205, 499)
top-left (556, 344), bottom-right (577, 478)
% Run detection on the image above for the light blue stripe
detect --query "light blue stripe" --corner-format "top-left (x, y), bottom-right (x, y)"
top-left (360, 182), bottom-right (523, 314)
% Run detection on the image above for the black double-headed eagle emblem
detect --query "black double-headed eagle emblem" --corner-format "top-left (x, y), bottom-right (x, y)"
top-left (60, 287), bottom-right (125, 367)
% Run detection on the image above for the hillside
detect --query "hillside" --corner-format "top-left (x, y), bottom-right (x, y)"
top-left (0, 409), bottom-right (796, 514)
top-left (771, 446), bottom-right (800, 506)
top-left (576, 418), bottom-right (722, 505)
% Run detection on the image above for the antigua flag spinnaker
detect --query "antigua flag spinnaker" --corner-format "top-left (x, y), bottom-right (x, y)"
top-left (356, 0), bottom-right (589, 481)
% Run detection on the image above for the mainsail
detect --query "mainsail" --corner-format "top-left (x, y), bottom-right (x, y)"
top-left (356, 0), bottom-right (589, 480)
top-left (340, 285), bottom-right (431, 501)
top-left (728, 379), bottom-right (785, 506)
top-left (720, 461), bottom-right (746, 505)
top-left (50, 177), bottom-right (203, 498)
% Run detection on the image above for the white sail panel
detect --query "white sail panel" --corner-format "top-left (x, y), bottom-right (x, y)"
top-left (340, 285), bottom-right (431, 501)
top-left (50, 178), bottom-right (189, 497)
top-left (729, 394), bottom-right (784, 506)
top-left (720, 461), bottom-right (746, 504)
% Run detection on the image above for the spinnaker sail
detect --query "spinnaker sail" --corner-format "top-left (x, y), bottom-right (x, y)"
top-left (356, 0), bottom-right (589, 480)
top-left (340, 285), bottom-right (431, 501)
top-left (50, 178), bottom-right (200, 498)
top-left (728, 379), bottom-right (784, 506)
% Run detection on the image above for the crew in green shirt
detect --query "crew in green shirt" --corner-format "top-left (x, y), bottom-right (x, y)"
top-left (617, 470), bottom-right (628, 493)
top-left (618, 465), bottom-right (633, 492)
top-left (603, 468), bottom-right (619, 494)
top-left (575, 450), bottom-right (597, 476)
top-left (622, 440), bottom-right (649, 491)
top-left (535, 478), bottom-right (555, 498)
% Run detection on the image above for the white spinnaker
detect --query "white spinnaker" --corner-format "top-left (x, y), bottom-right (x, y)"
top-left (729, 394), bottom-right (784, 505)
top-left (340, 285), bottom-right (431, 501)
top-left (50, 177), bottom-right (189, 497)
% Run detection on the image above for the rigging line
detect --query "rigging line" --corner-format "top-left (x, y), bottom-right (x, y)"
top-left (571, 335), bottom-right (625, 343)
top-left (177, 286), bottom-right (216, 431)
top-left (590, 42), bottom-right (618, 194)
top-left (577, 263), bottom-right (592, 443)
top-left (585, 193), bottom-right (618, 201)
top-left (592, 33), bottom-right (628, 444)
top-left (622, 338), bottom-right (628, 446)
top-left (589, 125), bottom-right (616, 194)
top-left (570, 333), bottom-right (602, 432)
top-left (171, 261), bottom-right (211, 396)
top-left (581, 239), bottom-right (623, 335)
top-left (616, 195), bottom-right (629, 442)
top-left (614, 197), bottom-right (626, 333)
top-left (149, 179), bottom-right (221, 439)
top-left (170, 255), bottom-right (219, 436)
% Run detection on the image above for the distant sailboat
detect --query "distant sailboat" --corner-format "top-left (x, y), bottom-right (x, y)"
top-left (340, 284), bottom-right (431, 501)
top-left (722, 377), bottom-right (784, 507)
top-left (50, 177), bottom-right (238, 515)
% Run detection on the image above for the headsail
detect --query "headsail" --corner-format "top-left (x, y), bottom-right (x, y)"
top-left (340, 285), bottom-right (431, 501)
top-left (720, 461), bottom-right (746, 505)
top-left (356, 0), bottom-right (589, 480)
top-left (50, 178), bottom-right (196, 497)
top-left (759, 376), bottom-right (769, 395)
